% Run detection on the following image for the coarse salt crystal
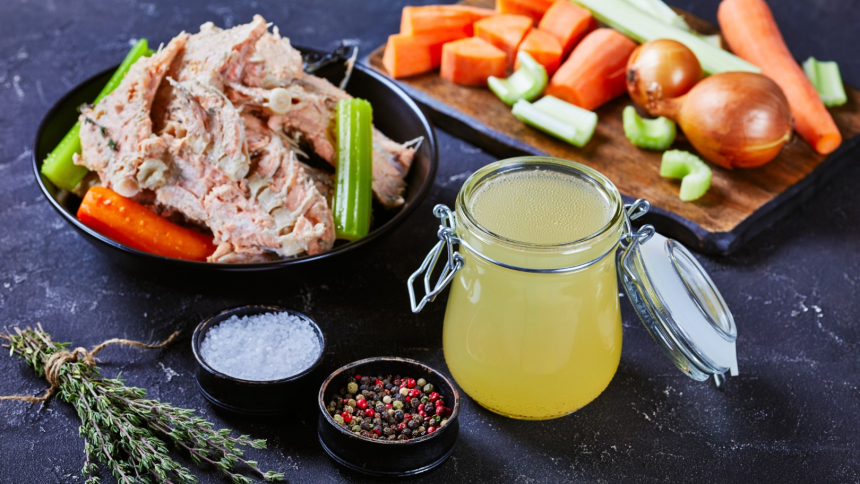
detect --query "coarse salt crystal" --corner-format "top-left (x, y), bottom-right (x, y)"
top-left (200, 311), bottom-right (321, 381)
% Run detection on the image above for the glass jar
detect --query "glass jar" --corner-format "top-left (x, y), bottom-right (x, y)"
top-left (409, 156), bottom-right (739, 420)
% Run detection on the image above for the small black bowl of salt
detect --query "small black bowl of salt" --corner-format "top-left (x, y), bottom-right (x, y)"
top-left (192, 305), bottom-right (326, 415)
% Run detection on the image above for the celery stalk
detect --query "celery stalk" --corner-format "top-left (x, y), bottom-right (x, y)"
top-left (512, 96), bottom-right (597, 147)
top-left (41, 39), bottom-right (154, 191)
top-left (574, 0), bottom-right (759, 75)
top-left (623, 0), bottom-right (690, 31)
top-left (660, 150), bottom-right (712, 201)
top-left (488, 52), bottom-right (548, 106)
top-left (623, 106), bottom-right (676, 150)
top-left (803, 57), bottom-right (847, 107)
top-left (333, 98), bottom-right (373, 241)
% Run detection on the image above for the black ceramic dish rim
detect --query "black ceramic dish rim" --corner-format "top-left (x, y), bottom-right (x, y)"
top-left (317, 356), bottom-right (461, 445)
top-left (31, 48), bottom-right (439, 271)
top-left (191, 304), bottom-right (327, 386)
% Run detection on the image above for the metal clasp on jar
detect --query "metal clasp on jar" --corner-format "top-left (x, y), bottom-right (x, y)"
top-left (407, 200), bottom-right (655, 313)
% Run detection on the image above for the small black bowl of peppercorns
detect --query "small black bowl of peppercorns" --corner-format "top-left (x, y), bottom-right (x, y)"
top-left (317, 357), bottom-right (460, 477)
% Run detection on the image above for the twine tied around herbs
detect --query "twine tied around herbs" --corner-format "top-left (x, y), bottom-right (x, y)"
top-left (0, 324), bottom-right (180, 403)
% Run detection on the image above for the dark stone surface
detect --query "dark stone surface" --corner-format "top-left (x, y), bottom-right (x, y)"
top-left (0, 0), bottom-right (858, 483)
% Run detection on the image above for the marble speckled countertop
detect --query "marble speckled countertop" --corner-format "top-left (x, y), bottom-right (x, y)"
top-left (0, 0), bottom-right (858, 482)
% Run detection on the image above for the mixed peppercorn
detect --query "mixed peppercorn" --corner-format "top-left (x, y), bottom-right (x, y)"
top-left (326, 374), bottom-right (452, 441)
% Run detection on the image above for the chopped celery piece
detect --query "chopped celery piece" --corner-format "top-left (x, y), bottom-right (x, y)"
top-left (803, 57), bottom-right (847, 107)
top-left (623, 106), bottom-right (676, 150)
top-left (512, 96), bottom-right (597, 147)
top-left (660, 150), bottom-right (712, 201)
top-left (533, 96), bottom-right (598, 147)
top-left (488, 52), bottom-right (548, 106)
top-left (41, 39), bottom-right (155, 191)
top-left (623, 0), bottom-right (690, 31)
top-left (574, 0), bottom-right (759, 75)
top-left (333, 98), bottom-right (374, 241)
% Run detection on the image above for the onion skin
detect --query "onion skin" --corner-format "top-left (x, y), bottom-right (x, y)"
top-left (650, 72), bottom-right (793, 169)
top-left (626, 39), bottom-right (703, 115)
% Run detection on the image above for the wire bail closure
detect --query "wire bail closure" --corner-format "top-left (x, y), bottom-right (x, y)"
top-left (619, 199), bottom-right (656, 283)
top-left (408, 200), bottom-right (654, 313)
top-left (408, 205), bottom-right (464, 313)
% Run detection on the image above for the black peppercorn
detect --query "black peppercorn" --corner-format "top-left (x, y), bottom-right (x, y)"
top-left (329, 374), bottom-right (443, 442)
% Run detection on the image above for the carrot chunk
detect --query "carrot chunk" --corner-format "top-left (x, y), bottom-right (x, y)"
top-left (538, 0), bottom-right (597, 57)
top-left (496, 0), bottom-right (554, 24)
top-left (400, 5), bottom-right (494, 36)
top-left (545, 28), bottom-right (637, 111)
top-left (77, 186), bottom-right (216, 261)
top-left (718, 0), bottom-right (842, 155)
top-left (440, 37), bottom-right (507, 86)
top-left (383, 33), bottom-right (458, 79)
top-left (474, 14), bottom-right (533, 69)
top-left (516, 29), bottom-right (562, 76)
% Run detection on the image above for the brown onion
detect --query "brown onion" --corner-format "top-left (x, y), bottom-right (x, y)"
top-left (626, 39), bottom-right (703, 115)
top-left (650, 72), bottom-right (793, 169)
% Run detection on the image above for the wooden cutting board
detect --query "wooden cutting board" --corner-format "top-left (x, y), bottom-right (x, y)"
top-left (366, 0), bottom-right (860, 254)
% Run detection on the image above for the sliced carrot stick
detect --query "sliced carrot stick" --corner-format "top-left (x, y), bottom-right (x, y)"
top-left (400, 5), bottom-right (494, 36)
top-left (538, 0), bottom-right (597, 57)
top-left (383, 33), bottom-right (461, 79)
top-left (77, 186), bottom-right (216, 261)
top-left (718, 0), bottom-right (841, 155)
top-left (545, 28), bottom-right (637, 110)
top-left (474, 14), bottom-right (534, 69)
top-left (496, 0), bottom-right (554, 24)
top-left (516, 29), bottom-right (562, 76)
top-left (440, 37), bottom-right (507, 86)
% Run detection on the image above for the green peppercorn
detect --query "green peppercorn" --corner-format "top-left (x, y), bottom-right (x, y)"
top-left (347, 382), bottom-right (359, 394)
top-left (440, 418), bottom-right (448, 427)
top-left (417, 378), bottom-right (427, 388)
top-left (418, 426), bottom-right (426, 433)
top-left (433, 414), bottom-right (441, 424)
top-left (393, 400), bottom-right (404, 410)
top-left (355, 394), bottom-right (365, 401)
top-left (351, 425), bottom-right (360, 433)
top-left (420, 396), bottom-right (429, 404)
top-left (423, 383), bottom-right (434, 393)
top-left (327, 405), bottom-right (336, 414)
top-left (334, 414), bottom-right (344, 425)
top-left (348, 399), bottom-right (357, 408)
top-left (344, 405), bottom-right (354, 415)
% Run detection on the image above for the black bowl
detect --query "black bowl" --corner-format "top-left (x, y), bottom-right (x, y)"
top-left (32, 47), bottom-right (437, 275)
top-left (317, 357), bottom-right (460, 477)
top-left (192, 305), bottom-right (326, 415)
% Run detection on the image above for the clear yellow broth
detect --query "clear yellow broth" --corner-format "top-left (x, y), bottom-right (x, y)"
top-left (443, 168), bottom-right (622, 419)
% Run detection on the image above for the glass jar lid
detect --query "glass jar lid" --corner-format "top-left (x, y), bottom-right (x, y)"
top-left (618, 207), bottom-right (738, 387)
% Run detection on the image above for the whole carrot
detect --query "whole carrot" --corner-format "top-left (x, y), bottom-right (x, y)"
top-left (717, 0), bottom-right (842, 155)
top-left (77, 186), bottom-right (216, 261)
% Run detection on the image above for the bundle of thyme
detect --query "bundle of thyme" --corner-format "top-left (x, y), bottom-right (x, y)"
top-left (2, 325), bottom-right (285, 484)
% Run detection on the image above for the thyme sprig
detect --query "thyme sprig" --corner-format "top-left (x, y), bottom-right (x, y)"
top-left (3, 326), bottom-right (285, 484)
